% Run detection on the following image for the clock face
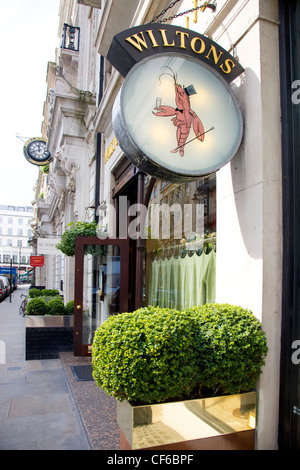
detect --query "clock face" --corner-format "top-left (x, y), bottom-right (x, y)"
top-left (23, 138), bottom-right (52, 166)
top-left (113, 54), bottom-right (243, 181)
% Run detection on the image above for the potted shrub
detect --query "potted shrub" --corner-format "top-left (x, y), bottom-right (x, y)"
top-left (92, 304), bottom-right (268, 450)
top-left (47, 298), bottom-right (65, 315)
top-left (26, 297), bottom-right (49, 315)
top-left (65, 300), bottom-right (75, 315)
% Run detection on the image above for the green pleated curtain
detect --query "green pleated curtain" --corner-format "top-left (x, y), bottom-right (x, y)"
top-left (148, 250), bottom-right (216, 310)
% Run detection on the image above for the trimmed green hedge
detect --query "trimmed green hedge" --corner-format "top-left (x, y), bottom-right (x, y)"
top-left (26, 293), bottom-right (74, 316)
top-left (184, 304), bottom-right (269, 396)
top-left (64, 300), bottom-right (74, 315)
top-left (92, 306), bottom-right (198, 404)
top-left (47, 298), bottom-right (65, 315)
top-left (26, 298), bottom-right (49, 316)
top-left (28, 288), bottom-right (60, 298)
top-left (92, 304), bottom-right (268, 404)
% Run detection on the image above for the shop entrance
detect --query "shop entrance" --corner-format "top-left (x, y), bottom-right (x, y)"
top-left (73, 236), bottom-right (129, 356)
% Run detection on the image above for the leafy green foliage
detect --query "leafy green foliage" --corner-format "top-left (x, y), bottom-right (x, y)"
top-left (26, 289), bottom-right (73, 316)
top-left (28, 288), bottom-right (60, 298)
top-left (47, 298), bottom-right (65, 315)
top-left (39, 289), bottom-right (60, 297)
top-left (64, 300), bottom-right (75, 315)
top-left (92, 306), bottom-right (199, 404)
top-left (184, 304), bottom-right (268, 395)
top-left (55, 221), bottom-right (98, 256)
top-left (92, 304), bottom-right (268, 404)
top-left (28, 288), bottom-right (43, 298)
top-left (26, 298), bottom-right (49, 315)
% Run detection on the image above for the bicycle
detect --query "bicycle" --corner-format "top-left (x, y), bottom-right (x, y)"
top-left (19, 293), bottom-right (28, 316)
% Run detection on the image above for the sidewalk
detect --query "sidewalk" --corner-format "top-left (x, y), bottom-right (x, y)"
top-left (0, 285), bottom-right (119, 450)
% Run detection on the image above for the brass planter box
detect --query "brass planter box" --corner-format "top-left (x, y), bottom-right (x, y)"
top-left (117, 392), bottom-right (256, 450)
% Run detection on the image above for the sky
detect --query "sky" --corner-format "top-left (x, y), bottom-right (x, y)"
top-left (0, 0), bottom-right (60, 207)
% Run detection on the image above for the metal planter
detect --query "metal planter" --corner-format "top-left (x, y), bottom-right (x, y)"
top-left (25, 315), bottom-right (74, 360)
top-left (118, 392), bottom-right (256, 450)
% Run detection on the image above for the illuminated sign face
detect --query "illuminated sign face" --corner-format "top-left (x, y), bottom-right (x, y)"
top-left (109, 25), bottom-right (244, 182)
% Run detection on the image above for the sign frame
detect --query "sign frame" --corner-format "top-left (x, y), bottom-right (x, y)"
top-left (107, 24), bottom-right (244, 83)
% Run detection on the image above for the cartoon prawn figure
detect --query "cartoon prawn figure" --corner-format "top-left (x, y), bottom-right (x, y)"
top-left (153, 66), bottom-right (206, 157)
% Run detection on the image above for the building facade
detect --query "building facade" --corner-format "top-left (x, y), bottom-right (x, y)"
top-left (30, 0), bottom-right (300, 449)
top-left (0, 205), bottom-right (33, 281)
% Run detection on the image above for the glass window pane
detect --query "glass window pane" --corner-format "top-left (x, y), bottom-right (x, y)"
top-left (144, 176), bottom-right (216, 310)
top-left (82, 245), bottom-right (121, 345)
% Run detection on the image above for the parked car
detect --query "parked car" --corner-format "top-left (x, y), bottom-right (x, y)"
top-left (0, 276), bottom-right (10, 298)
top-left (0, 279), bottom-right (5, 301)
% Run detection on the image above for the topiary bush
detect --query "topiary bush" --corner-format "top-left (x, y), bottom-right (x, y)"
top-left (184, 303), bottom-right (269, 396)
top-left (28, 288), bottom-right (43, 298)
top-left (64, 300), bottom-right (74, 315)
top-left (92, 306), bottom-right (199, 404)
top-left (92, 304), bottom-right (268, 405)
top-left (26, 298), bottom-right (49, 315)
top-left (47, 298), bottom-right (65, 316)
top-left (40, 289), bottom-right (60, 297)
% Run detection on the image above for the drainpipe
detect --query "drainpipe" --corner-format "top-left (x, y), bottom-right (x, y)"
top-left (94, 133), bottom-right (101, 223)
top-left (135, 172), bottom-right (145, 308)
top-left (94, 56), bottom-right (105, 223)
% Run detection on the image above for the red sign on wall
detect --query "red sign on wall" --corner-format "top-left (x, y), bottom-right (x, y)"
top-left (30, 256), bottom-right (45, 267)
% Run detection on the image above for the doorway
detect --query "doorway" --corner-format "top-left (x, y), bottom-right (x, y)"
top-left (73, 236), bottom-right (129, 356)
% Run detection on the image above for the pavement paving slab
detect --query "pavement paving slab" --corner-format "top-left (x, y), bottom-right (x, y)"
top-left (0, 285), bottom-right (120, 451)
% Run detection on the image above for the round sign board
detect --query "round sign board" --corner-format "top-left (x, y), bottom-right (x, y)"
top-left (113, 54), bottom-right (243, 182)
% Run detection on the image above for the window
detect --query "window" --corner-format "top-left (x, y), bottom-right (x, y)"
top-left (8, 218), bottom-right (13, 224)
top-left (18, 229), bottom-right (22, 236)
top-left (7, 239), bottom-right (12, 246)
top-left (144, 176), bottom-right (216, 310)
top-left (17, 240), bottom-right (22, 247)
top-left (7, 228), bottom-right (12, 235)
top-left (18, 219), bottom-right (23, 225)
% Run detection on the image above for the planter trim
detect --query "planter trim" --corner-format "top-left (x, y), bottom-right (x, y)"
top-left (25, 315), bottom-right (74, 327)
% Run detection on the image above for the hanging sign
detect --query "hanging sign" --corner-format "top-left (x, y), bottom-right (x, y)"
top-left (23, 137), bottom-right (52, 166)
top-left (108, 24), bottom-right (244, 182)
top-left (30, 256), bottom-right (45, 267)
top-left (37, 238), bottom-right (60, 255)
